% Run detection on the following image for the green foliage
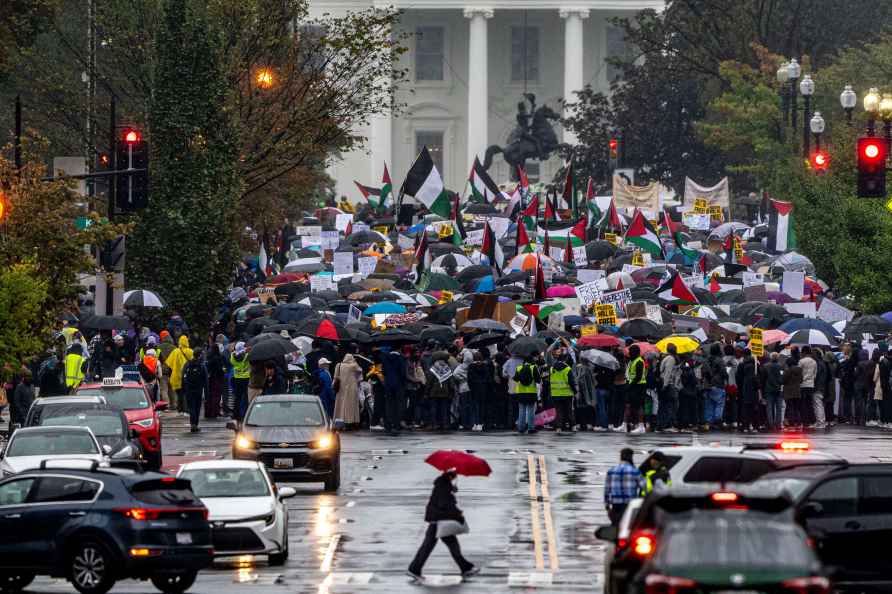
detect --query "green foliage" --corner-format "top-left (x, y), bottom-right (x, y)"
top-left (0, 261), bottom-right (48, 371)
top-left (127, 0), bottom-right (240, 333)
top-left (0, 0), bottom-right (59, 80)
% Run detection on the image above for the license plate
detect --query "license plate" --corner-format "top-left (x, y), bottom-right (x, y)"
top-left (274, 458), bottom-right (294, 469)
top-left (176, 532), bottom-right (193, 545)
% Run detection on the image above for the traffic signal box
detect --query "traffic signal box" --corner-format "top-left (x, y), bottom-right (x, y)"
top-left (115, 128), bottom-right (149, 211)
top-left (857, 136), bottom-right (887, 198)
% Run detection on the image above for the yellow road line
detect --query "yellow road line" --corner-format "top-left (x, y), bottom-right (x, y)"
top-left (320, 533), bottom-right (341, 572)
top-left (538, 455), bottom-right (559, 571)
top-left (527, 454), bottom-right (545, 570)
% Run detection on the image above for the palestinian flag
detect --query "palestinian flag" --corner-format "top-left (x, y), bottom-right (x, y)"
top-left (542, 227), bottom-right (551, 255)
top-left (517, 165), bottom-right (530, 200)
top-left (354, 181), bottom-right (381, 206)
top-left (768, 198), bottom-right (796, 253)
top-left (624, 210), bottom-right (665, 259)
top-left (597, 197), bottom-right (623, 232)
top-left (451, 194), bottom-right (467, 247)
top-left (516, 216), bottom-right (533, 255)
top-left (544, 193), bottom-right (557, 221)
top-left (379, 163), bottom-right (393, 210)
top-left (414, 230), bottom-right (431, 280)
top-left (571, 216), bottom-right (587, 243)
top-left (534, 254), bottom-right (547, 300)
top-left (673, 231), bottom-right (699, 262)
top-left (468, 157), bottom-right (501, 203)
top-left (656, 269), bottom-right (699, 305)
top-left (709, 276), bottom-right (744, 293)
top-left (562, 162), bottom-right (575, 210)
top-left (660, 209), bottom-right (678, 237)
top-left (536, 221), bottom-right (585, 249)
top-left (481, 221), bottom-right (504, 274)
top-left (402, 147), bottom-right (451, 218)
top-left (520, 195), bottom-right (539, 230)
top-left (696, 253), bottom-right (709, 275)
top-left (523, 300), bottom-right (564, 322)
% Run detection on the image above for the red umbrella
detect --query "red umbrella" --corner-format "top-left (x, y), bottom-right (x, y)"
top-left (425, 450), bottom-right (492, 477)
top-left (578, 334), bottom-right (622, 348)
top-left (295, 317), bottom-right (351, 341)
top-left (627, 341), bottom-right (659, 356)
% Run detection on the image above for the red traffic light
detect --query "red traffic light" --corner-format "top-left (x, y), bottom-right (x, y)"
top-left (124, 129), bottom-right (140, 144)
top-left (811, 150), bottom-right (829, 171)
top-left (608, 138), bottom-right (618, 150)
top-left (865, 143), bottom-right (880, 159)
top-left (858, 137), bottom-right (886, 167)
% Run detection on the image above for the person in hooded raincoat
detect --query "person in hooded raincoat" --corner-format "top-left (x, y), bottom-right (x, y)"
top-left (333, 353), bottom-right (363, 426)
top-left (166, 335), bottom-right (194, 413)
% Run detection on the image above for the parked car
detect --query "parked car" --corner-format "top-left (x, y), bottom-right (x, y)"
top-left (77, 379), bottom-right (166, 470)
top-left (228, 394), bottom-right (340, 491)
top-left (0, 463), bottom-right (212, 594)
top-left (31, 406), bottom-right (143, 463)
top-left (23, 395), bottom-right (108, 428)
top-left (756, 463), bottom-right (892, 590)
top-left (178, 460), bottom-right (296, 565)
top-left (0, 426), bottom-right (106, 476)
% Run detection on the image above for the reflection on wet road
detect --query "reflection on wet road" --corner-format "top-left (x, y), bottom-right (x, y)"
top-left (24, 414), bottom-right (892, 593)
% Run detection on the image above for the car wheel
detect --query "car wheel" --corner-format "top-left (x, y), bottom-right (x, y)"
top-left (323, 459), bottom-right (340, 492)
top-left (68, 541), bottom-right (116, 594)
top-left (150, 571), bottom-right (197, 594)
top-left (0, 572), bottom-right (35, 592)
top-left (268, 533), bottom-right (288, 566)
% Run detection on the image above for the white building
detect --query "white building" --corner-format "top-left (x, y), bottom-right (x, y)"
top-left (310, 0), bottom-right (664, 202)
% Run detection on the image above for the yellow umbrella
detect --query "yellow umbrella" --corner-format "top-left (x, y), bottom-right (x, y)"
top-left (655, 335), bottom-right (700, 354)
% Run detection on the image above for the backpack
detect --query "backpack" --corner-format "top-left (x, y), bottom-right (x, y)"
top-left (514, 364), bottom-right (534, 387)
top-left (709, 357), bottom-right (728, 386)
top-left (183, 362), bottom-right (204, 391)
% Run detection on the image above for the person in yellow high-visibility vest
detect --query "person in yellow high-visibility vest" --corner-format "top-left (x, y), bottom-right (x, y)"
top-left (549, 354), bottom-right (577, 433)
top-left (625, 344), bottom-right (647, 433)
top-left (64, 344), bottom-right (87, 392)
top-left (639, 451), bottom-right (672, 496)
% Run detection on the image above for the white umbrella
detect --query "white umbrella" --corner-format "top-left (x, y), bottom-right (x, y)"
top-left (284, 257), bottom-right (324, 273)
top-left (431, 253), bottom-right (473, 271)
top-left (719, 322), bottom-right (749, 336)
top-left (783, 329), bottom-right (836, 346)
top-left (606, 271), bottom-right (636, 290)
top-left (580, 348), bottom-right (620, 370)
top-left (123, 289), bottom-right (166, 308)
top-left (710, 222), bottom-right (751, 239)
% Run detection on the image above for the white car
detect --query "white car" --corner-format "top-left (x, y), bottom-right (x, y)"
top-left (0, 426), bottom-right (107, 475)
top-left (640, 441), bottom-right (846, 487)
top-left (178, 460), bottom-right (296, 565)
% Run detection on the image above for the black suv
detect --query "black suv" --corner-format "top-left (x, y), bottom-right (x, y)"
top-left (0, 462), bottom-right (212, 594)
top-left (757, 463), bottom-right (892, 591)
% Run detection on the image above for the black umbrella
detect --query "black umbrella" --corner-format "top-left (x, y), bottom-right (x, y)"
top-left (465, 331), bottom-right (508, 349)
top-left (346, 229), bottom-right (387, 246)
top-left (461, 319), bottom-right (510, 332)
top-left (734, 302), bottom-right (788, 326)
top-left (716, 289), bottom-right (746, 304)
top-left (536, 328), bottom-right (572, 340)
top-left (456, 265), bottom-right (493, 282)
top-left (247, 338), bottom-right (299, 362)
top-left (464, 203), bottom-right (498, 215)
top-left (420, 325), bottom-right (456, 344)
top-left (265, 323), bottom-right (298, 336)
top-left (295, 248), bottom-right (322, 258)
top-left (246, 304), bottom-right (268, 319)
top-left (629, 286), bottom-right (659, 303)
top-left (370, 328), bottom-right (420, 345)
top-left (274, 282), bottom-right (307, 300)
top-left (585, 240), bottom-right (616, 262)
top-left (429, 242), bottom-right (466, 257)
top-left (315, 290), bottom-right (341, 302)
top-left (508, 336), bottom-right (548, 357)
top-left (425, 273), bottom-right (461, 292)
top-left (245, 316), bottom-right (277, 337)
top-left (497, 270), bottom-right (529, 286)
top-left (81, 314), bottom-right (132, 331)
top-left (619, 319), bottom-right (661, 340)
top-left (426, 302), bottom-right (462, 325)
top-left (273, 302), bottom-right (314, 323)
top-left (692, 288), bottom-right (717, 305)
top-left (338, 282), bottom-right (366, 297)
top-left (347, 328), bottom-right (372, 344)
top-left (846, 315), bottom-right (892, 338)
top-left (247, 332), bottom-right (285, 347)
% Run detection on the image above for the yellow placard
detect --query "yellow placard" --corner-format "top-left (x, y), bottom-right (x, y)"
top-left (750, 327), bottom-right (764, 356)
top-left (708, 205), bottom-right (724, 221)
top-left (693, 197), bottom-right (709, 214)
top-left (595, 304), bottom-right (618, 325)
top-left (373, 225), bottom-right (389, 235)
top-left (631, 250), bottom-right (644, 266)
top-left (604, 233), bottom-right (618, 245)
top-left (437, 224), bottom-right (453, 239)
top-left (580, 324), bottom-right (598, 337)
top-left (750, 328), bottom-right (763, 341)
top-left (439, 290), bottom-right (453, 304)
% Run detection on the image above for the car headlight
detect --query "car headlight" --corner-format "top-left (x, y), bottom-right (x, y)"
top-left (112, 445), bottom-right (134, 459)
top-left (310, 434), bottom-right (334, 450)
top-left (133, 418), bottom-right (154, 428)
top-left (235, 434), bottom-right (257, 450)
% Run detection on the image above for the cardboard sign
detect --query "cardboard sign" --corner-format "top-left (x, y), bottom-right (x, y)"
top-left (573, 246), bottom-right (588, 267)
top-left (708, 205), bottom-right (724, 221)
top-left (782, 271), bottom-right (805, 300)
top-left (595, 304), bottom-right (618, 325)
top-left (750, 327), bottom-right (764, 356)
top-left (335, 213), bottom-right (354, 232)
top-left (743, 284), bottom-right (768, 302)
top-left (601, 288), bottom-right (633, 308)
top-left (580, 324), bottom-right (598, 337)
top-left (309, 274), bottom-right (333, 292)
top-left (646, 304), bottom-right (663, 325)
top-left (357, 256), bottom-right (377, 278)
top-left (631, 250), bottom-right (644, 266)
top-left (693, 197), bottom-right (709, 214)
top-left (784, 302), bottom-right (817, 318)
top-left (333, 251), bottom-right (354, 276)
top-left (321, 230), bottom-right (340, 250)
top-left (301, 234), bottom-right (322, 248)
top-left (625, 302), bottom-right (647, 319)
top-left (510, 313), bottom-right (529, 336)
top-left (742, 272), bottom-right (765, 287)
top-left (575, 281), bottom-right (604, 307)
top-left (465, 229), bottom-right (484, 246)
top-left (683, 213), bottom-right (711, 230)
top-left (816, 297), bottom-right (854, 324)
top-left (604, 233), bottom-right (619, 245)
top-left (295, 225), bottom-right (322, 237)
top-left (577, 269), bottom-right (605, 283)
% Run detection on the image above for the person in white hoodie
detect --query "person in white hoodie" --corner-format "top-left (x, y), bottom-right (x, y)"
top-left (454, 351), bottom-right (476, 430)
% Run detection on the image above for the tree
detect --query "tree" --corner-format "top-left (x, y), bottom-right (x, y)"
top-left (0, 261), bottom-right (48, 372)
top-left (126, 0), bottom-right (240, 333)
top-left (0, 0), bottom-right (59, 79)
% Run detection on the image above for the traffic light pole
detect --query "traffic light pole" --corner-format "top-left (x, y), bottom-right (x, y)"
top-left (105, 95), bottom-right (117, 316)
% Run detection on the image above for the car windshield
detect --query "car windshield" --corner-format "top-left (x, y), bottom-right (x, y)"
top-left (78, 388), bottom-right (149, 410)
top-left (658, 516), bottom-right (815, 568)
top-left (245, 401), bottom-right (323, 427)
top-left (755, 477), bottom-right (813, 499)
top-left (41, 414), bottom-right (124, 438)
top-left (7, 432), bottom-right (98, 457)
top-left (180, 468), bottom-right (271, 498)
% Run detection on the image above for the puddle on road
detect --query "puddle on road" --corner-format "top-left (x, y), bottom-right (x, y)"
top-left (558, 491), bottom-right (584, 503)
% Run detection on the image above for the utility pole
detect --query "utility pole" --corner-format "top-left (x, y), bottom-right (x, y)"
top-left (14, 96), bottom-right (22, 171)
top-left (86, 0), bottom-right (96, 196)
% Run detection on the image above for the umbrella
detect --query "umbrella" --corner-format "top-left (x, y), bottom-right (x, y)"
top-left (420, 325), bottom-right (456, 344)
top-left (228, 287), bottom-right (247, 302)
top-left (364, 301), bottom-right (407, 315)
top-left (506, 253), bottom-right (558, 273)
top-left (579, 349), bottom-right (619, 370)
top-left (716, 289), bottom-right (746, 304)
top-left (618, 319), bottom-right (661, 340)
top-left (508, 336), bottom-right (548, 357)
top-left (295, 317), bottom-right (351, 341)
top-left (655, 335), bottom-right (700, 354)
top-left (284, 258), bottom-right (325, 273)
top-left (464, 203), bottom-right (498, 215)
top-left (346, 229), bottom-right (387, 245)
top-left (247, 337), bottom-right (299, 361)
top-left (629, 342), bottom-right (659, 356)
top-left (770, 251), bottom-right (815, 275)
top-left (710, 222), bottom-right (751, 238)
top-left (585, 240), bottom-right (616, 262)
top-left (762, 329), bottom-right (789, 345)
top-left (370, 328), bottom-right (420, 345)
top-left (246, 316), bottom-right (277, 337)
top-left (266, 272), bottom-right (303, 284)
top-left (778, 318), bottom-right (842, 338)
top-left (273, 302), bottom-right (315, 323)
top-left (123, 290), bottom-right (166, 308)
top-left (431, 253), bottom-right (474, 271)
top-left (465, 331), bottom-right (508, 349)
top-left (461, 319), bottom-right (509, 332)
top-left (247, 332), bottom-right (286, 347)
top-left (426, 301), bottom-right (463, 325)
top-left (578, 335), bottom-right (622, 349)
top-left (425, 273), bottom-right (461, 292)
top-left (425, 450), bottom-right (491, 477)
top-left (546, 285), bottom-right (576, 298)
top-left (80, 314), bottom-right (132, 331)
top-left (691, 288), bottom-right (717, 305)
top-left (265, 323), bottom-right (298, 336)
top-left (783, 329), bottom-right (836, 347)
top-left (719, 322), bottom-right (749, 336)
top-left (606, 271), bottom-right (636, 290)
top-left (846, 315), bottom-right (892, 338)
top-left (456, 265), bottom-right (493, 283)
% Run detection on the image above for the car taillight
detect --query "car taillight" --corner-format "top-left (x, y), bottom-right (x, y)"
top-left (783, 576), bottom-right (830, 594)
top-left (631, 531), bottom-right (656, 557)
top-left (117, 508), bottom-right (161, 521)
top-left (711, 491), bottom-right (738, 503)
top-left (779, 440), bottom-right (810, 452)
top-left (645, 574), bottom-right (697, 594)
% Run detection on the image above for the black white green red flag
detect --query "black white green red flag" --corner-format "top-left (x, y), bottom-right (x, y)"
top-left (402, 147), bottom-right (452, 218)
top-left (624, 210), bottom-right (665, 258)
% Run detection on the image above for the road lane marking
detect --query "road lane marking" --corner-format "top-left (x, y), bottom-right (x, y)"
top-left (538, 455), bottom-right (559, 571)
top-left (320, 533), bottom-right (341, 572)
top-left (527, 455), bottom-right (545, 570)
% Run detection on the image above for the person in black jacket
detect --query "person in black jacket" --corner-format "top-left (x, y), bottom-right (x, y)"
top-left (182, 348), bottom-right (209, 433)
top-left (407, 470), bottom-right (478, 581)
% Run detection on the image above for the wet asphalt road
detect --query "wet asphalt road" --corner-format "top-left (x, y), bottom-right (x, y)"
top-left (25, 413), bottom-right (892, 594)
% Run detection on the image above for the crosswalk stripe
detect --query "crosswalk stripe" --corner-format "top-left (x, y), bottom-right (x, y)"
top-left (320, 534), bottom-right (341, 572)
top-left (538, 455), bottom-right (559, 571)
top-left (527, 454), bottom-right (545, 570)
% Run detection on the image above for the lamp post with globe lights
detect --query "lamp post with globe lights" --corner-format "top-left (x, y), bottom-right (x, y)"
top-left (840, 85), bottom-right (857, 125)
top-left (800, 74), bottom-right (815, 157)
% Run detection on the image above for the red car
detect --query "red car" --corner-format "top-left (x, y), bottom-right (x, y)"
top-left (77, 379), bottom-right (167, 469)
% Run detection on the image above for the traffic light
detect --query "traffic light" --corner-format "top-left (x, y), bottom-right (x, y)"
top-left (101, 235), bottom-right (125, 272)
top-left (810, 150), bottom-right (829, 173)
top-left (857, 136), bottom-right (887, 198)
top-left (115, 128), bottom-right (149, 211)
top-left (608, 136), bottom-right (621, 170)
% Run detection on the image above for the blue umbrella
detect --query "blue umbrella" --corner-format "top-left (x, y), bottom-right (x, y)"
top-left (473, 275), bottom-right (495, 293)
top-left (364, 301), bottom-right (407, 315)
top-left (778, 318), bottom-right (842, 338)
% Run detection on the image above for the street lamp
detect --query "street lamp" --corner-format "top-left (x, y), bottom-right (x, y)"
top-left (840, 84), bottom-right (857, 125)
top-left (255, 67), bottom-right (275, 90)
top-left (788, 59), bottom-right (801, 130)
top-left (777, 61), bottom-right (790, 127)
top-left (800, 74), bottom-right (815, 156)
top-left (864, 87), bottom-right (880, 135)
top-left (879, 93), bottom-right (892, 155)
top-left (810, 111), bottom-right (825, 151)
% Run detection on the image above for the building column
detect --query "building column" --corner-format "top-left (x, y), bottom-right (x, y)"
top-left (464, 7), bottom-right (493, 163)
top-left (370, 39), bottom-right (393, 185)
top-left (560, 7), bottom-right (589, 146)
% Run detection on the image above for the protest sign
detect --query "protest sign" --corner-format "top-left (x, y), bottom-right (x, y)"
top-left (743, 284), bottom-right (767, 302)
top-left (310, 275), bottom-right (333, 292)
top-left (782, 271), bottom-right (805, 300)
top-left (573, 246), bottom-right (587, 267)
top-left (335, 213), bottom-right (354, 232)
top-left (683, 213), bottom-right (711, 230)
top-left (301, 234), bottom-right (322, 248)
top-left (604, 233), bottom-right (619, 245)
top-left (595, 304), bottom-right (618, 325)
top-left (510, 313), bottom-right (529, 336)
top-left (708, 205), bottom-right (724, 221)
top-left (549, 246), bottom-right (564, 261)
top-left (333, 251), bottom-right (354, 276)
top-left (601, 288), bottom-right (632, 307)
top-left (321, 230), bottom-right (340, 250)
top-left (357, 256), bottom-right (377, 278)
top-left (625, 302), bottom-right (647, 319)
top-left (488, 217), bottom-right (511, 239)
top-left (742, 272), bottom-right (765, 287)
top-left (816, 297), bottom-right (854, 324)
top-left (784, 302), bottom-right (817, 318)
top-left (348, 304), bottom-right (362, 324)
top-left (750, 327), bottom-right (764, 356)
top-left (295, 225), bottom-right (322, 237)
top-left (631, 250), bottom-right (644, 266)
top-left (352, 222), bottom-right (370, 233)
top-left (646, 304), bottom-right (663, 325)
top-left (580, 324), bottom-right (598, 337)
top-left (693, 197), bottom-right (709, 214)
top-left (576, 269), bottom-right (605, 283)
top-left (575, 281), bottom-right (604, 308)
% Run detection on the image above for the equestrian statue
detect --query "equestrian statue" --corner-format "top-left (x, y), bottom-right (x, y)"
top-left (481, 93), bottom-right (560, 174)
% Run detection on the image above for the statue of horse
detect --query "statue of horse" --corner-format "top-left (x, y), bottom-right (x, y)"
top-left (482, 103), bottom-right (561, 173)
